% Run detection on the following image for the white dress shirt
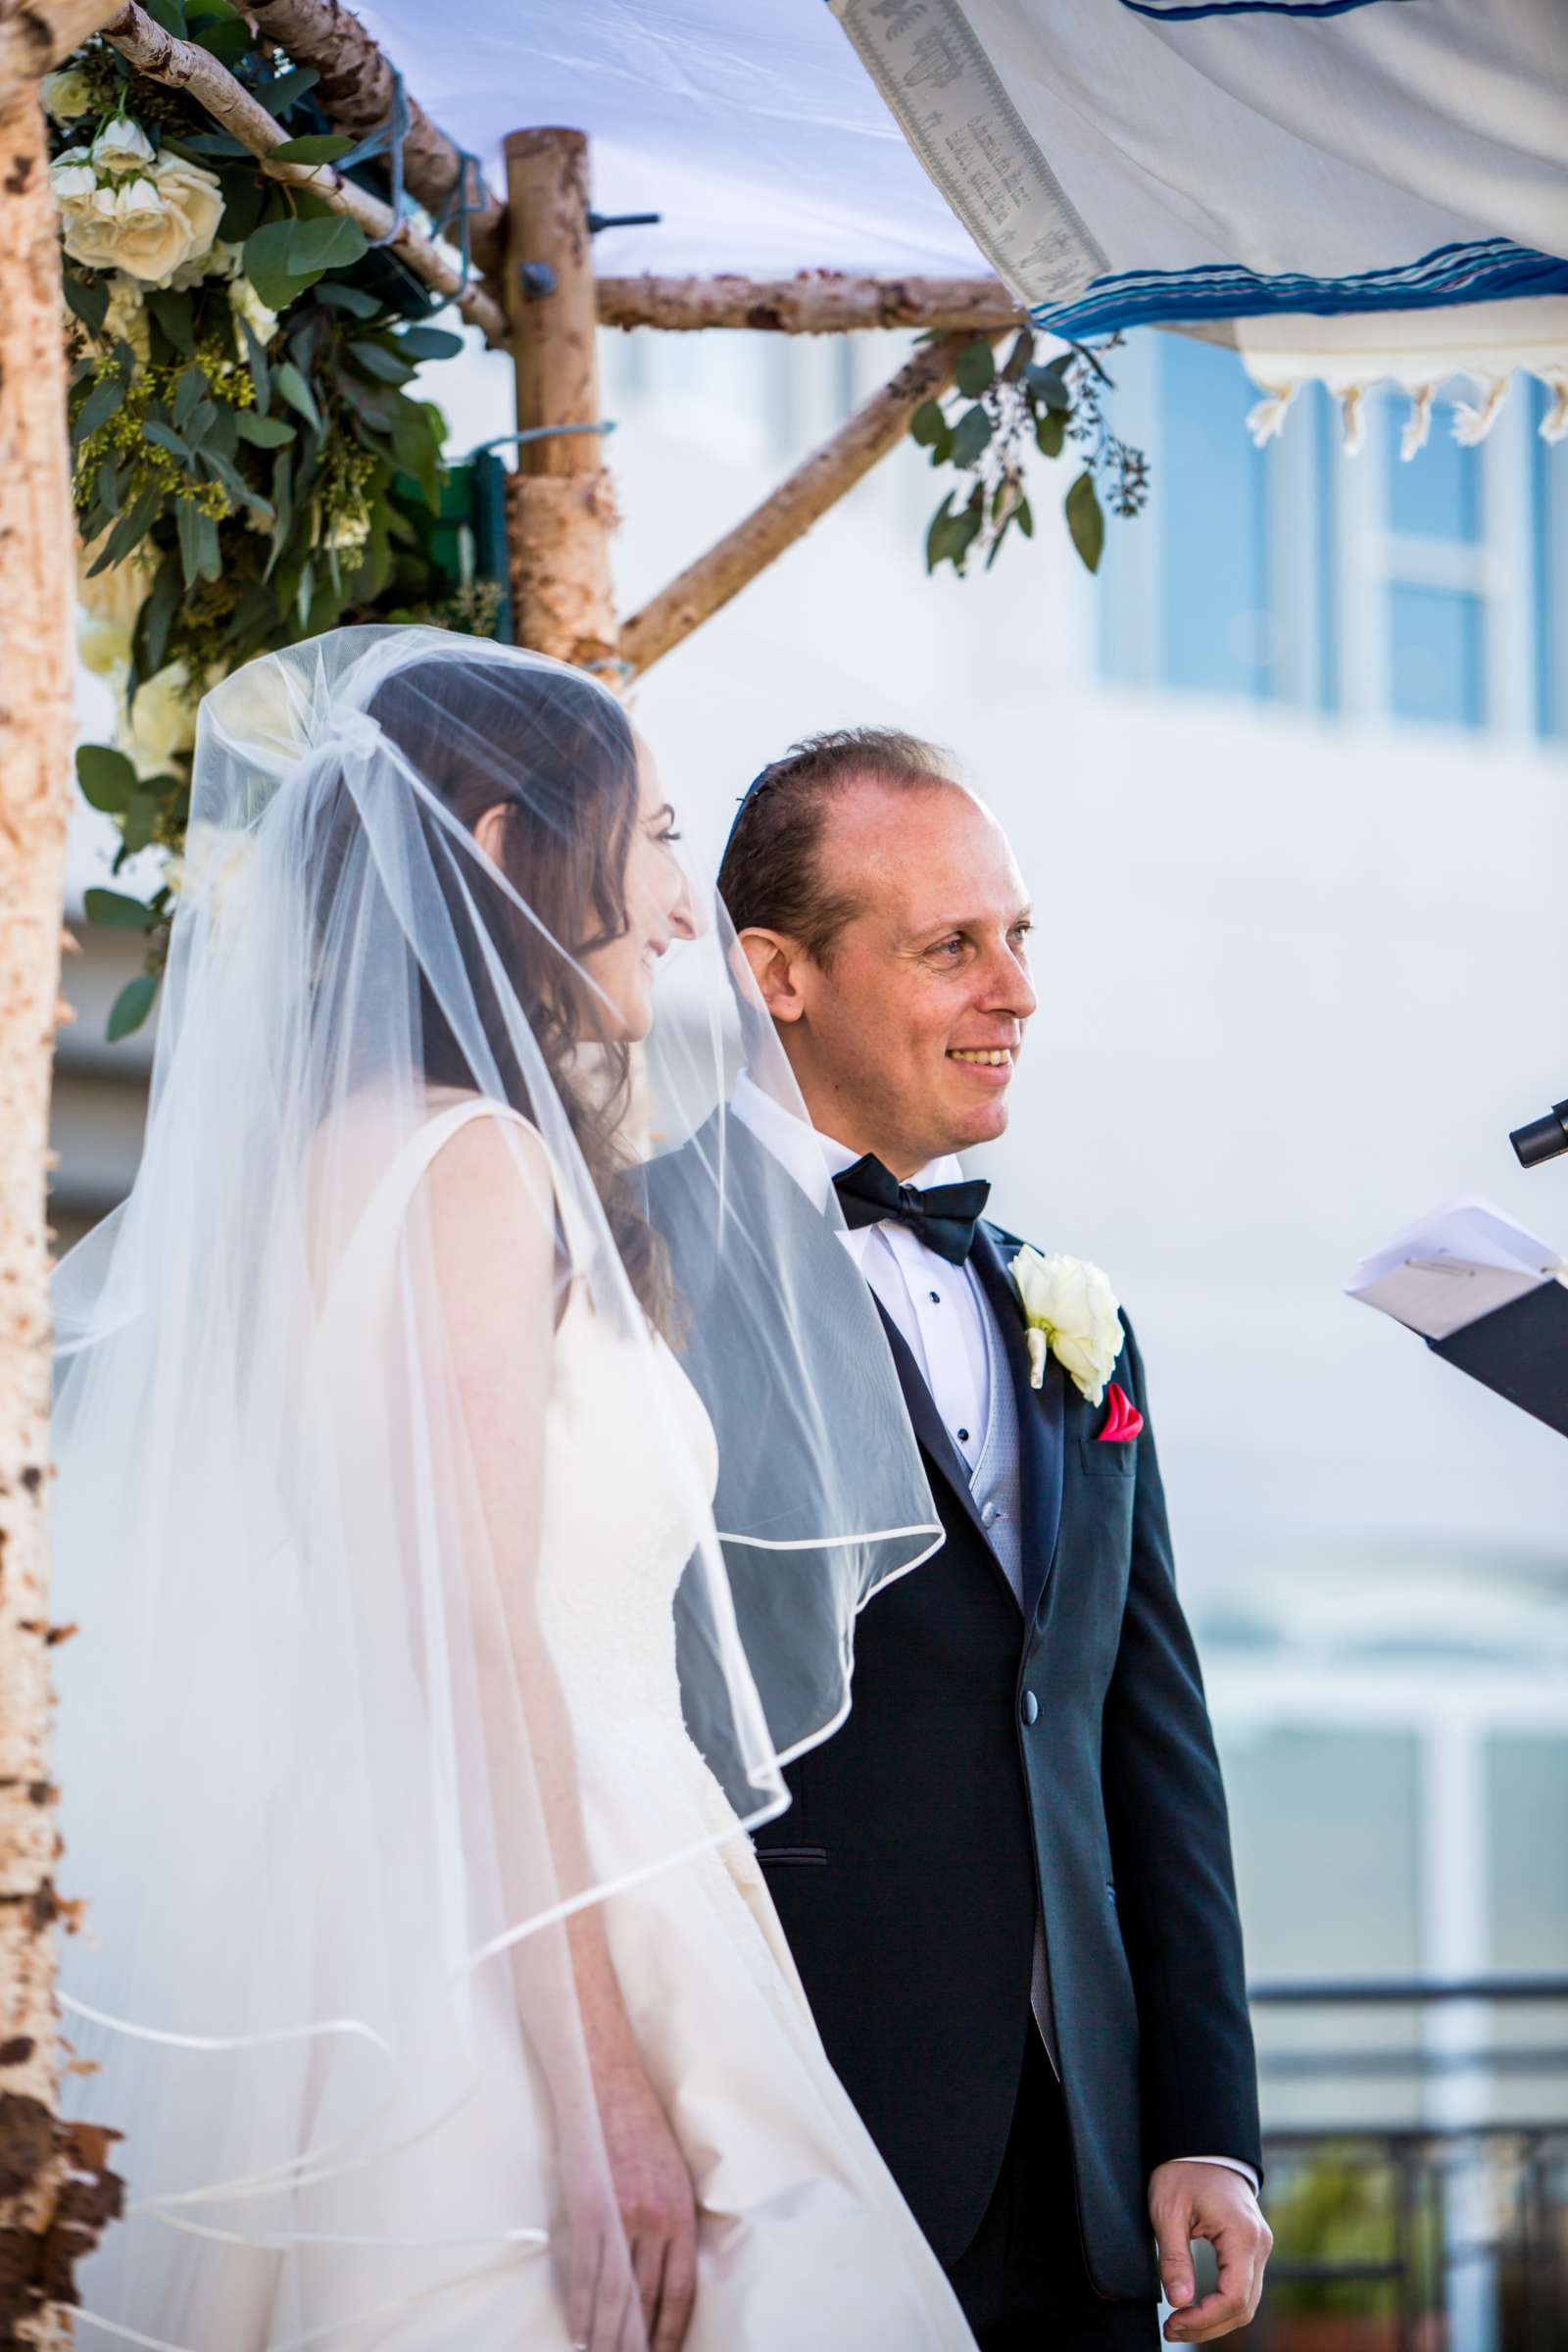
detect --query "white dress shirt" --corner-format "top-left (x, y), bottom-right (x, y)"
top-left (728, 1075), bottom-right (1259, 2203)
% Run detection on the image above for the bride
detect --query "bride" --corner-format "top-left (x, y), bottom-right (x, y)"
top-left (50, 626), bottom-right (974, 2351)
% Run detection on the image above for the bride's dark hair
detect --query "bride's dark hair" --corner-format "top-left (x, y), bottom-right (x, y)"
top-left (353, 650), bottom-right (667, 1322)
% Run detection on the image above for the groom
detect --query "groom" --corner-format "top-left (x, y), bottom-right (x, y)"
top-left (671, 730), bottom-right (1269, 2348)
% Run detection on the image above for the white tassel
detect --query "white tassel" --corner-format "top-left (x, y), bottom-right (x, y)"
top-left (1339, 384), bottom-right (1366, 457)
top-left (1246, 382), bottom-right (1296, 448)
top-left (1400, 384), bottom-right (1436, 462)
top-left (1452, 375), bottom-right (1508, 446)
top-left (1539, 371), bottom-right (1568, 445)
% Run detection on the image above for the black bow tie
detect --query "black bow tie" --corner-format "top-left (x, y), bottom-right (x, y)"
top-left (832, 1153), bottom-right (991, 1267)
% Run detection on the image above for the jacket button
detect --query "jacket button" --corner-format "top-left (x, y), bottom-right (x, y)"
top-left (1019, 1690), bottom-right (1039, 1727)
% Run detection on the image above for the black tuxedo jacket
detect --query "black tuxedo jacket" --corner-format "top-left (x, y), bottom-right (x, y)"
top-left (645, 1128), bottom-right (1261, 2299)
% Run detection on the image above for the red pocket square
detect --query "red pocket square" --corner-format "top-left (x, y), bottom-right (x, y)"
top-left (1097, 1383), bottom-right (1145, 1443)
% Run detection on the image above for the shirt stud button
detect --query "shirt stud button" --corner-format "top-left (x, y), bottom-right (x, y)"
top-left (956, 1428), bottom-right (969, 1444)
top-left (929, 1290), bottom-right (941, 1303)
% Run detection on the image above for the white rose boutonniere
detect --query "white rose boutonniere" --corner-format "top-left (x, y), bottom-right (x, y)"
top-left (1010, 1246), bottom-right (1122, 1406)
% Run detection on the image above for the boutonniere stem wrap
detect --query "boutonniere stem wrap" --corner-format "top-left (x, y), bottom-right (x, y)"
top-left (1010, 1246), bottom-right (1122, 1406)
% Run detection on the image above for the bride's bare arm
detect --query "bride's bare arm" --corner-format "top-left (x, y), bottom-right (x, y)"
top-left (424, 1112), bottom-right (697, 2352)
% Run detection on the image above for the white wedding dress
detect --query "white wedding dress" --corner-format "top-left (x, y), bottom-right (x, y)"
top-left (322, 1097), bottom-right (975, 2351)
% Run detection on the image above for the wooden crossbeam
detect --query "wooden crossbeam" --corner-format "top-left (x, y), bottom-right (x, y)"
top-left (102, 2), bottom-right (508, 345)
top-left (598, 270), bottom-right (1026, 336)
top-left (617, 331), bottom-right (976, 681)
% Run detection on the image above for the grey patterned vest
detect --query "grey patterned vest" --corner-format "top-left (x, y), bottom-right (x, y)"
top-left (968, 1271), bottom-right (1058, 2060)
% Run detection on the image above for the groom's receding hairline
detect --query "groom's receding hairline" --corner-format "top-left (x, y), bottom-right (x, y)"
top-left (718, 727), bottom-right (956, 963)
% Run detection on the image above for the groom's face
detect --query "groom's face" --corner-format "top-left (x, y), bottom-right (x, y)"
top-left (758, 778), bottom-right (1037, 1178)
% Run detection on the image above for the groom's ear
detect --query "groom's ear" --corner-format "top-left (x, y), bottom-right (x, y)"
top-left (739, 928), bottom-right (808, 1024)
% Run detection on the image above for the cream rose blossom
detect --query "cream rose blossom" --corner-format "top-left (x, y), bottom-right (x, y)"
top-left (1010, 1247), bottom-right (1123, 1404)
top-left (41, 67), bottom-right (94, 122)
top-left (55, 135), bottom-right (223, 285)
top-left (118, 661), bottom-right (199, 776)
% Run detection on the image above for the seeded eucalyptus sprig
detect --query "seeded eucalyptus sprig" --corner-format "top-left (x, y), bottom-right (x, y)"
top-left (909, 328), bottom-right (1150, 579)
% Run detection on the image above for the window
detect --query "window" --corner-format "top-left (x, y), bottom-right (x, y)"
top-left (1101, 332), bottom-right (1565, 740)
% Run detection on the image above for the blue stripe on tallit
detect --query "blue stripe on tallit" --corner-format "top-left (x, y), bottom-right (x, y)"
top-left (1034, 240), bottom-right (1568, 338)
top-left (1120, 0), bottom-right (1406, 18)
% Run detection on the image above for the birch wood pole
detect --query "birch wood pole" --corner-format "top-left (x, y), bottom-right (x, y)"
top-left (0, 76), bottom-right (122, 2347)
top-left (598, 271), bottom-right (1025, 336)
top-left (503, 128), bottom-right (619, 671)
top-left (247, 0), bottom-right (505, 275)
top-left (618, 331), bottom-right (973, 681)
top-left (101, 2), bottom-right (508, 345)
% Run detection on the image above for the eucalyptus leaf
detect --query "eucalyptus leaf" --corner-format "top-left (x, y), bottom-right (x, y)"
top-left (183, 400), bottom-right (218, 448)
top-left (1064, 469), bottom-right (1104, 573)
top-left (189, 13), bottom-right (248, 64)
top-left (183, 130), bottom-right (251, 160)
top-left (75, 745), bottom-right (138, 814)
top-left (144, 290), bottom-right (196, 357)
top-left (85, 887), bottom-right (157, 933)
top-left (296, 556), bottom-right (315, 628)
top-left (64, 272), bottom-right (110, 335)
top-left (270, 133), bottom-right (356, 165)
top-left (254, 64), bottom-right (320, 113)
top-left (144, 419), bottom-right (193, 464)
top-left (92, 483), bottom-right (161, 571)
top-left (244, 220), bottom-right (318, 313)
top-left (107, 973), bottom-right (159, 1044)
top-left (142, 560), bottom-right (182, 674)
top-left (219, 170), bottom-right (266, 245)
top-left (196, 509), bottom-right (222, 582)
top-left (235, 411), bottom-right (296, 448)
top-left (949, 402), bottom-right (993, 469)
top-left (315, 282), bottom-right (383, 320)
top-left (120, 792), bottom-right (160, 858)
top-left (175, 495), bottom-right (203, 589)
top-left (140, 0), bottom-right (187, 33)
top-left (274, 361), bottom-right (323, 435)
top-left (955, 337), bottom-right (996, 398)
top-left (289, 214), bottom-right (368, 276)
top-left (908, 398), bottom-right (948, 450)
top-left (396, 325), bottom-right (465, 364)
top-left (348, 339), bottom-right (416, 386)
top-left (172, 364), bottom-right (207, 432)
top-left (1035, 408), bottom-right (1066, 460)
top-left (73, 377), bottom-right (123, 444)
top-left (1025, 362), bottom-right (1071, 413)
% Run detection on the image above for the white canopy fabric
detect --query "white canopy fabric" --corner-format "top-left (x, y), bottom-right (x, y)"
top-left (354, 0), bottom-right (988, 279)
top-left (355, 0), bottom-right (1568, 446)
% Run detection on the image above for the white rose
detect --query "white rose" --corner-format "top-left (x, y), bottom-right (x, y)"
top-left (89, 116), bottom-right (155, 171)
top-left (59, 149), bottom-right (223, 285)
top-left (41, 69), bottom-right (95, 123)
top-left (77, 613), bottom-right (133, 677)
top-left (1010, 1246), bottom-right (1122, 1404)
top-left (228, 273), bottom-right (278, 355)
top-left (168, 234), bottom-right (244, 292)
top-left (49, 146), bottom-right (97, 201)
top-left (117, 660), bottom-right (198, 775)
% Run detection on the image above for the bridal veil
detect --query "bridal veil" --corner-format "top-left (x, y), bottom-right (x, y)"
top-left (49, 625), bottom-right (940, 2346)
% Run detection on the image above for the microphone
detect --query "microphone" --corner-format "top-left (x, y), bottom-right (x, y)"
top-left (1510, 1099), bottom-right (1568, 1169)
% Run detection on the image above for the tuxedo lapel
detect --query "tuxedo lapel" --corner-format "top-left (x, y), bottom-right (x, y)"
top-left (969, 1224), bottom-right (1065, 1625)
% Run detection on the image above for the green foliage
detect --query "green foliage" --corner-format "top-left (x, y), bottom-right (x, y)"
top-left (912, 327), bottom-right (1149, 579)
top-left (53, 20), bottom-right (501, 1038)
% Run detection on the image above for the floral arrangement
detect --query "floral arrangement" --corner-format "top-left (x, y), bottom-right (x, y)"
top-left (48, 0), bottom-right (497, 1038)
top-left (911, 330), bottom-right (1150, 579)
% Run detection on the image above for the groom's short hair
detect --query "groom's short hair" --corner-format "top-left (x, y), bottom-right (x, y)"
top-left (718, 727), bottom-right (954, 961)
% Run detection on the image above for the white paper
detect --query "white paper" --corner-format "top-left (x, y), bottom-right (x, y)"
top-left (1348, 1197), bottom-right (1564, 1342)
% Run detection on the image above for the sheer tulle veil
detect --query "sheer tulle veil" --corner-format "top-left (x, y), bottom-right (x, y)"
top-left (49, 624), bottom-right (941, 2346)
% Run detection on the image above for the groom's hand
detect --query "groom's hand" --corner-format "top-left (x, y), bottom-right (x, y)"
top-left (1150, 2160), bottom-right (1271, 2343)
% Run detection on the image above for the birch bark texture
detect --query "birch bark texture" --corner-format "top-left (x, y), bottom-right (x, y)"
top-left (0, 73), bottom-right (122, 2347)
